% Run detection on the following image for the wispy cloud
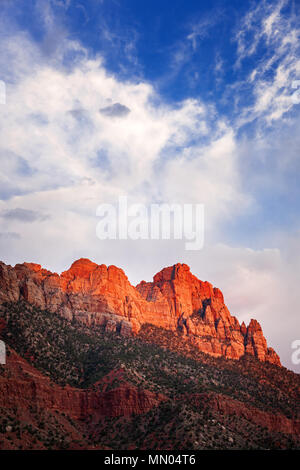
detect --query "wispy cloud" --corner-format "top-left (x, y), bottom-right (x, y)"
top-left (0, 208), bottom-right (50, 223)
top-left (164, 9), bottom-right (224, 84)
top-left (99, 103), bottom-right (131, 118)
top-left (235, 0), bottom-right (288, 66)
top-left (0, 232), bottom-right (20, 240)
top-left (97, 16), bottom-right (140, 72)
top-left (233, 0), bottom-right (300, 125)
top-left (187, 11), bottom-right (225, 51)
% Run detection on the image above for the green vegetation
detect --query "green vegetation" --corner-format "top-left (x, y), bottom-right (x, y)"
top-left (0, 300), bottom-right (299, 450)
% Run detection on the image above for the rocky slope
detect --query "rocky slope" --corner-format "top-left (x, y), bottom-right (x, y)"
top-left (0, 301), bottom-right (299, 450)
top-left (0, 350), bottom-right (164, 421)
top-left (0, 259), bottom-right (280, 365)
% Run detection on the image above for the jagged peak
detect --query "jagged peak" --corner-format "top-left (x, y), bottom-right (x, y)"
top-left (153, 263), bottom-right (191, 283)
top-left (0, 258), bottom-right (281, 366)
top-left (240, 321), bottom-right (247, 336)
top-left (17, 262), bottom-right (42, 272)
top-left (69, 258), bottom-right (99, 270)
top-left (247, 319), bottom-right (262, 332)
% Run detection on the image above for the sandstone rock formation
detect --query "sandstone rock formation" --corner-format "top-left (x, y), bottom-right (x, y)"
top-left (0, 348), bottom-right (165, 421)
top-left (0, 259), bottom-right (281, 365)
top-left (188, 392), bottom-right (300, 436)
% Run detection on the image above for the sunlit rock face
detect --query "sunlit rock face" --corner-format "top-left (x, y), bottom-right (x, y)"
top-left (0, 259), bottom-right (281, 365)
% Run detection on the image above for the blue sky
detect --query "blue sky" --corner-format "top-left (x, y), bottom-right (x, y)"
top-left (0, 0), bottom-right (299, 369)
top-left (3, 0), bottom-right (299, 243)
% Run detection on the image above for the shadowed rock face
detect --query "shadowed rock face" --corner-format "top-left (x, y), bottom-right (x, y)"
top-left (0, 258), bottom-right (280, 365)
top-left (0, 349), bottom-right (165, 421)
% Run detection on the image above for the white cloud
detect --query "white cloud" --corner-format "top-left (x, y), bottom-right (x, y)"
top-left (0, 21), bottom-right (249, 271)
top-left (208, 238), bottom-right (300, 372)
top-left (234, 0), bottom-right (300, 125)
top-left (0, 22), bottom-right (247, 219)
top-left (187, 12), bottom-right (223, 51)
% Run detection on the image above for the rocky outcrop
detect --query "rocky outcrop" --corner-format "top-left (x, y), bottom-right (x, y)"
top-left (0, 348), bottom-right (164, 420)
top-left (189, 392), bottom-right (300, 436)
top-left (0, 259), bottom-right (281, 365)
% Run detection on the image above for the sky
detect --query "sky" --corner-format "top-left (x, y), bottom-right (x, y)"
top-left (0, 0), bottom-right (299, 370)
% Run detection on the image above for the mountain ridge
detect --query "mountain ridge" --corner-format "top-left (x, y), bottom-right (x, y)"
top-left (0, 258), bottom-right (280, 365)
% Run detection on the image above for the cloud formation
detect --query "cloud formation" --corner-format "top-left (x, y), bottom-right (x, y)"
top-left (0, 208), bottom-right (50, 223)
top-left (99, 103), bottom-right (131, 118)
top-left (234, 0), bottom-right (300, 125)
top-left (0, 232), bottom-right (20, 240)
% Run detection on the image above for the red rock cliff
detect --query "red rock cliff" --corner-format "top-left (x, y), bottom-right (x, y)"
top-left (0, 348), bottom-right (164, 421)
top-left (0, 259), bottom-right (281, 365)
